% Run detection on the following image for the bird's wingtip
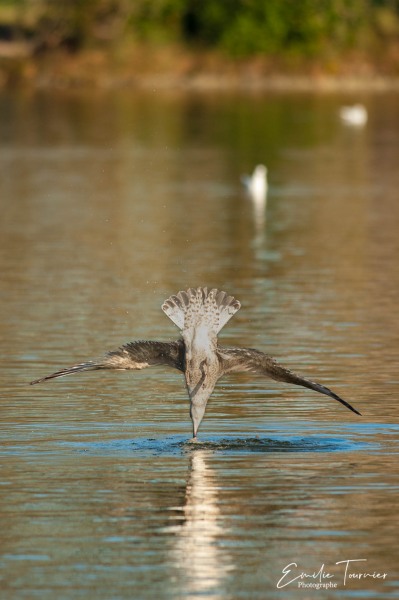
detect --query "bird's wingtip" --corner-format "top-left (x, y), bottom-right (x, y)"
top-left (30, 375), bottom-right (51, 385)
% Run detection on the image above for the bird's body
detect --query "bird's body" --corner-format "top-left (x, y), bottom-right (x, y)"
top-left (339, 104), bottom-right (368, 126)
top-left (31, 287), bottom-right (361, 439)
top-left (241, 164), bottom-right (268, 202)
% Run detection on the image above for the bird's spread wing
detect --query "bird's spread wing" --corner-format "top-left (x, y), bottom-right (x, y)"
top-left (218, 347), bottom-right (361, 416)
top-left (30, 340), bottom-right (185, 385)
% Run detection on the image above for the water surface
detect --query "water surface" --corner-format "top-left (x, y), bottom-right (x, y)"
top-left (1, 89), bottom-right (399, 599)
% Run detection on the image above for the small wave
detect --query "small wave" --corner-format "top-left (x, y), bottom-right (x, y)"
top-left (177, 436), bottom-right (361, 453)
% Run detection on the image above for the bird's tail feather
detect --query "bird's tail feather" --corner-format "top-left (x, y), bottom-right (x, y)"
top-left (162, 287), bottom-right (240, 334)
top-left (30, 361), bottom-right (104, 385)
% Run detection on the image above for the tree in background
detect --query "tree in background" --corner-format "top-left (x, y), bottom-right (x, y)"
top-left (0, 0), bottom-right (398, 61)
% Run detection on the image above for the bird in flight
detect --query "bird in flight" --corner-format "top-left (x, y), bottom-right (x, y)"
top-left (31, 287), bottom-right (361, 440)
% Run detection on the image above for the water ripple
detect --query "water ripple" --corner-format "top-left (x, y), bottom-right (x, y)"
top-left (56, 434), bottom-right (376, 456)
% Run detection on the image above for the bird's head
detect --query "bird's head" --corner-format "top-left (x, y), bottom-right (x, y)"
top-left (184, 355), bottom-right (216, 439)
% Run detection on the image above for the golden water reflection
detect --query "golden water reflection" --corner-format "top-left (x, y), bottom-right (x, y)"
top-left (171, 451), bottom-right (233, 599)
top-left (0, 89), bottom-right (399, 598)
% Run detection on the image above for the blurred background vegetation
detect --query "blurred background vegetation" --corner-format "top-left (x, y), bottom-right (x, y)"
top-left (1, 0), bottom-right (399, 84)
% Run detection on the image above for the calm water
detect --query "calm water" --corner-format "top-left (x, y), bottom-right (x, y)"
top-left (1, 89), bottom-right (399, 599)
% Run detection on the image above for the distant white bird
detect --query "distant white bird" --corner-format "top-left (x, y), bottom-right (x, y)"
top-left (241, 164), bottom-right (268, 230)
top-left (241, 164), bottom-right (268, 201)
top-left (339, 104), bottom-right (368, 126)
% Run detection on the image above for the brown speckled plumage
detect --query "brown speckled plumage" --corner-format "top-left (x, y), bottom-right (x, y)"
top-left (31, 287), bottom-right (361, 438)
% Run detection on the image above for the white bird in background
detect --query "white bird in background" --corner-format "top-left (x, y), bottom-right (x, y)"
top-left (241, 164), bottom-right (268, 202)
top-left (241, 164), bottom-right (268, 230)
top-left (339, 104), bottom-right (368, 126)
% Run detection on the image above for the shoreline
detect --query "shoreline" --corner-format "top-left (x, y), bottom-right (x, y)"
top-left (1, 44), bottom-right (399, 93)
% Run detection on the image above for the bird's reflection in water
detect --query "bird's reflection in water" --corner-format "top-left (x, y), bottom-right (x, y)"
top-left (171, 450), bottom-right (233, 599)
top-left (252, 195), bottom-right (267, 249)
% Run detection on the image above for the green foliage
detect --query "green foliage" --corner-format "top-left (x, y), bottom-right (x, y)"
top-left (1, 0), bottom-right (398, 58)
top-left (127, 0), bottom-right (187, 42)
top-left (178, 0), bottom-right (374, 57)
top-left (34, 0), bottom-right (134, 50)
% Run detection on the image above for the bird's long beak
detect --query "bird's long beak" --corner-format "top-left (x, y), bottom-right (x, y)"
top-left (190, 399), bottom-right (209, 439)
